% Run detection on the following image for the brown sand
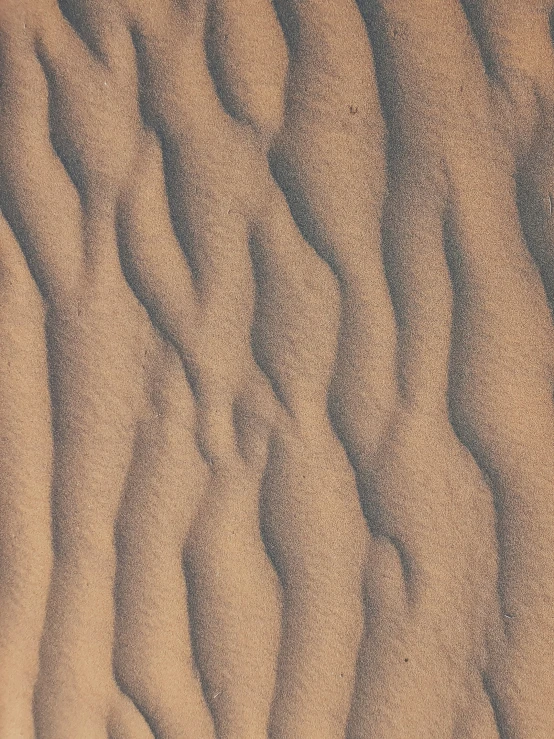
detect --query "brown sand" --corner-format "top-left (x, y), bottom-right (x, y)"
top-left (0, 0), bottom-right (554, 736)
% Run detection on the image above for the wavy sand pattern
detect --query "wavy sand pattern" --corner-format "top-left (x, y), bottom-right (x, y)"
top-left (1, 0), bottom-right (554, 736)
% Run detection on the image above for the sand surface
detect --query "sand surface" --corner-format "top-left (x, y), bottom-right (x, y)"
top-left (1, 0), bottom-right (554, 736)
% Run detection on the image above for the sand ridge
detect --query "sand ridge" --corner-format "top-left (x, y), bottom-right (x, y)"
top-left (0, 0), bottom-right (554, 736)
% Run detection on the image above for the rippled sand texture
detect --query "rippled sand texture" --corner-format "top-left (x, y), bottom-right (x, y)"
top-left (1, 0), bottom-right (554, 736)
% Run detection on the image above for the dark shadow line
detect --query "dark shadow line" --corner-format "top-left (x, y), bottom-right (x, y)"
top-left (111, 427), bottom-right (161, 739)
top-left (0, 196), bottom-right (51, 305)
top-left (343, 594), bottom-right (375, 739)
top-left (327, 404), bottom-right (415, 593)
top-left (34, 38), bottom-right (89, 208)
top-left (0, 39), bottom-right (59, 307)
top-left (129, 26), bottom-right (202, 284)
top-left (265, 147), bottom-right (346, 288)
top-left (31, 311), bottom-right (64, 735)
top-left (247, 231), bottom-right (295, 414)
top-left (256, 433), bottom-right (294, 737)
top-left (203, 0), bottom-right (244, 126)
top-left (43, 312), bottom-right (71, 561)
top-left (114, 206), bottom-right (202, 407)
top-left (180, 549), bottom-right (227, 736)
top-left (55, 0), bottom-right (108, 66)
top-left (513, 119), bottom-right (554, 317)
top-left (458, 0), bottom-right (497, 78)
top-left (482, 671), bottom-right (509, 739)
top-left (442, 210), bottom-right (510, 637)
top-left (256, 433), bottom-right (287, 585)
top-left (271, 0), bottom-right (301, 57)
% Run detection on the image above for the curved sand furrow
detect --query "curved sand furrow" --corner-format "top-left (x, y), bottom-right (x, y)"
top-left (360, 1), bottom-right (554, 735)
top-left (268, 4), bottom-right (501, 737)
top-left (1, 5), bottom-right (159, 735)
top-left (271, 0), bottom-right (397, 464)
top-left (117, 7), bottom-right (283, 734)
top-left (204, 0), bottom-right (288, 141)
top-left (113, 342), bottom-right (216, 739)
top-left (251, 194), bottom-right (368, 738)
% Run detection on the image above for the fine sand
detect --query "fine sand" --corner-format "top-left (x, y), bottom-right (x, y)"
top-left (1, 0), bottom-right (554, 736)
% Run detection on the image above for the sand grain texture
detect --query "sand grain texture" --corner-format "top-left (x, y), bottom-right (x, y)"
top-left (1, 0), bottom-right (554, 736)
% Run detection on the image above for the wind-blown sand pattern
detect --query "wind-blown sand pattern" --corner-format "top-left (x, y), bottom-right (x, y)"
top-left (1, 0), bottom-right (554, 736)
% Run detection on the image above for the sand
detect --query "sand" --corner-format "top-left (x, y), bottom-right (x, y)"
top-left (0, 0), bottom-right (553, 736)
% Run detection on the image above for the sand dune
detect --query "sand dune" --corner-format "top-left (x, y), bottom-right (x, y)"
top-left (1, 0), bottom-right (554, 736)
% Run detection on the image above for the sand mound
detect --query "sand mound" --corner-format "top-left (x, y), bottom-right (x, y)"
top-left (1, 0), bottom-right (554, 736)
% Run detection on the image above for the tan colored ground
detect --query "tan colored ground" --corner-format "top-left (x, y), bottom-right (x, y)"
top-left (0, 0), bottom-right (554, 736)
